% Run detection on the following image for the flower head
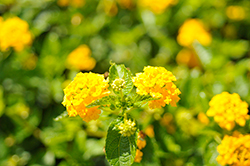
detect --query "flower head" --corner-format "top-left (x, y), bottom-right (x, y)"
top-left (207, 92), bottom-right (249, 130)
top-left (177, 19), bottom-right (212, 47)
top-left (118, 119), bottom-right (137, 137)
top-left (66, 45), bottom-right (96, 71)
top-left (0, 17), bottom-right (32, 52)
top-left (217, 132), bottom-right (250, 166)
top-left (138, 0), bottom-right (177, 14)
top-left (62, 72), bottom-right (110, 122)
top-left (133, 66), bottom-right (181, 109)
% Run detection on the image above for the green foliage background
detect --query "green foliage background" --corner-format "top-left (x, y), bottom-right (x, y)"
top-left (0, 0), bottom-right (250, 165)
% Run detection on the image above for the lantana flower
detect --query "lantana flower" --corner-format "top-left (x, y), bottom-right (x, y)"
top-left (177, 19), bottom-right (212, 47)
top-left (62, 72), bottom-right (110, 122)
top-left (133, 66), bottom-right (181, 109)
top-left (207, 92), bottom-right (249, 130)
top-left (217, 132), bottom-right (250, 166)
top-left (0, 17), bottom-right (32, 52)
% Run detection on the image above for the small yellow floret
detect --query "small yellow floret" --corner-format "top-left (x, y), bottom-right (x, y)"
top-left (62, 72), bottom-right (110, 122)
top-left (197, 112), bottom-right (210, 125)
top-left (66, 45), bottom-right (96, 71)
top-left (0, 17), bottom-right (32, 52)
top-left (134, 149), bottom-right (143, 163)
top-left (137, 131), bottom-right (146, 150)
top-left (177, 19), bottom-right (212, 47)
top-left (217, 132), bottom-right (250, 166)
top-left (133, 66), bottom-right (181, 109)
top-left (207, 92), bottom-right (249, 131)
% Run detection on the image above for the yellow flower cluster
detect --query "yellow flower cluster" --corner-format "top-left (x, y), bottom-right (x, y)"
top-left (66, 45), bottom-right (96, 71)
top-left (133, 66), bottom-right (181, 109)
top-left (138, 0), bottom-right (177, 14)
top-left (57, 0), bottom-right (85, 8)
top-left (177, 19), bottom-right (212, 47)
top-left (217, 132), bottom-right (250, 166)
top-left (62, 72), bottom-right (110, 122)
top-left (134, 131), bottom-right (146, 163)
top-left (0, 17), bottom-right (32, 52)
top-left (207, 92), bottom-right (249, 131)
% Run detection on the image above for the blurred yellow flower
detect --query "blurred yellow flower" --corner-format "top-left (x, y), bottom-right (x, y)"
top-left (160, 113), bottom-right (176, 134)
top-left (104, 0), bottom-right (118, 17)
top-left (217, 132), bottom-right (250, 166)
top-left (145, 125), bottom-right (155, 138)
top-left (137, 131), bottom-right (146, 149)
top-left (21, 54), bottom-right (38, 70)
top-left (226, 6), bottom-right (245, 21)
top-left (62, 72), bottom-right (110, 122)
top-left (176, 48), bottom-right (201, 68)
top-left (177, 19), bottom-right (212, 47)
top-left (0, 17), bottom-right (32, 52)
top-left (57, 0), bottom-right (85, 8)
top-left (207, 92), bottom-right (249, 131)
top-left (134, 149), bottom-right (143, 163)
top-left (197, 112), bottom-right (210, 125)
top-left (133, 66), bottom-right (181, 109)
top-left (138, 0), bottom-right (177, 14)
top-left (116, 0), bottom-right (133, 9)
top-left (66, 45), bottom-right (96, 71)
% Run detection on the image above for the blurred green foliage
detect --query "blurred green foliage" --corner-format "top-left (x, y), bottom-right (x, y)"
top-left (0, 0), bottom-right (250, 165)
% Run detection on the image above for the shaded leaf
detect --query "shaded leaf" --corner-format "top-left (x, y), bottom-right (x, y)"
top-left (105, 117), bottom-right (138, 166)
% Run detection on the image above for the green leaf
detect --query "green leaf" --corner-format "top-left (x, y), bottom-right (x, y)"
top-left (109, 63), bottom-right (134, 95)
top-left (193, 41), bottom-right (212, 69)
top-left (133, 94), bottom-right (158, 107)
top-left (86, 96), bottom-right (116, 108)
top-left (54, 111), bottom-right (68, 121)
top-left (203, 142), bottom-right (220, 166)
top-left (105, 117), bottom-right (138, 166)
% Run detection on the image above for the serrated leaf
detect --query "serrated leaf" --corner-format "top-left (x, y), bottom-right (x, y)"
top-left (133, 94), bottom-right (158, 107)
top-left (86, 96), bottom-right (116, 108)
top-left (54, 111), bottom-right (68, 121)
top-left (109, 63), bottom-right (134, 95)
top-left (105, 117), bottom-right (138, 166)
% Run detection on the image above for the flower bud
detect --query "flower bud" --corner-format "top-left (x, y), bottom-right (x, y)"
top-left (111, 78), bottom-right (126, 91)
top-left (118, 119), bottom-right (137, 137)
